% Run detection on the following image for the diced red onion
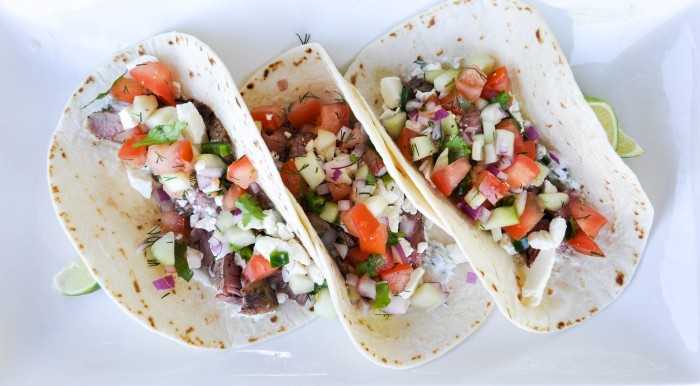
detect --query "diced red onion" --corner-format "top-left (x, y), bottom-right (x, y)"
top-left (152, 275), bottom-right (175, 291)
top-left (496, 137), bottom-right (513, 156)
top-left (406, 99), bottom-right (422, 111)
top-left (274, 159), bottom-right (283, 168)
top-left (345, 273), bottom-right (359, 287)
top-left (159, 200), bottom-right (174, 213)
top-left (461, 131), bottom-right (473, 143)
top-left (378, 216), bottom-right (389, 226)
top-left (498, 156), bottom-right (513, 170)
top-left (331, 168), bottom-right (342, 181)
top-left (335, 243), bottom-right (349, 259)
top-left (465, 271), bottom-right (478, 284)
top-left (408, 109), bottom-right (419, 121)
top-left (353, 179), bottom-right (366, 189)
top-left (208, 237), bottom-right (223, 256)
top-left (196, 174), bottom-right (212, 190)
top-left (380, 295), bottom-right (409, 315)
top-left (477, 207), bottom-right (492, 224)
top-left (486, 165), bottom-right (500, 176)
top-left (458, 202), bottom-right (482, 221)
top-left (357, 274), bottom-right (376, 299)
top-left (523, 125), bottom-right (540, 141)
top-left (248, 182), bottom-right (261, 194)
top-left (338, 200), bottom-right (352, 211)
top-left (321, 228), bottom-right (338, 249)
top-left (399, 217), bottom-right (417, 238)
top-left (198, 167), bottom-right (224, 178)
top-left (316, 183), bottom-right (330, 195)
top-left (433, 108), bottom-right (449, 121)
top-left (391, 245), bottom-right (409, 264)
top-left (549, 151), bottom-right (560, 164)
top-left (337, 126), bottom-right (352, 141)
top-left (164, 265), bottom-right (176, 274)
top-left (496, 170), bottom-right (508, 180)
top-left (376, 166), bottom-right (387, 177)
top-left (156, 187), bottom-right (171, 202)
top-left (351, 143), bottom-right (366, 159)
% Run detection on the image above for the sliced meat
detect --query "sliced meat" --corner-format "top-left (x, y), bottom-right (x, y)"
top-left (402, 212), bottom-right (425, 266)
top-left (251, 189), bottom-right (273, 210)
top-left (87, 110), bottom-right (124, 142)
top-left (458, 107), bottom-right (481, 133)
top-left (222, 253), bottom-right (242, 297)
top-left (262, 125), bottom-right (292, 162)
top-left (288, 132), bottom-right (316, 159)
top-left (269, 271), bottom-right (308, 306)
top-left (405, 76), bottom-right (433, 93)
top-left (524, 248), bottom-right (541, 268)
top-left (240, 277), bottom-right (279, 315)
top-left (189, 228), bottom-right (214, 270)
top-left (335, 227), bottom-right (357, 249)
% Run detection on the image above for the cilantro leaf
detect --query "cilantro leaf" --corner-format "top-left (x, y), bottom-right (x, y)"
top-left (366, 170), bottom-right (377, 186)
top-left (356, 254), bottom-right (385, 279)
top-left (457, 96), bottom-right (473, 113)
top-left (372, 281), bottom-right (391, 309)
top-left (490, 90), bottom-right (511, 110)
top-left (235, 193), bottom-right (265, 226)
top-left (311, 280), bottom-right (328, 295)
top-left (173, 242), bottom-right (193, 282)
top-left (349, 154), bottom-right (360, 164)
top-left (270, 250), bottom-right (289, 268)
top-left (386, 231), bottom-right (406, 247)
top-left (442, 135), bottom-right (471, 163)
top-left (231, 245), bottom-right (253, 262)
top-left (133, 121), bottom-right (188, 147)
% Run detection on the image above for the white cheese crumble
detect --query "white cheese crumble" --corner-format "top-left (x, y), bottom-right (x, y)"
top-left (126, 168), bottom-right (153, 199)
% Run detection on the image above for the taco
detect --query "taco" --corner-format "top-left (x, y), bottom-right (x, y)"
top-left (345, 0), bottom-right (653, 332)
top-left (47, 32), bottom-right (332, 349)
top-left (240, 43), bottom-right (492, 368)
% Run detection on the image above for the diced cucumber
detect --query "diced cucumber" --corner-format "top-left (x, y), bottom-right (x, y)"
top-left (467, 54), bottom-right (496, 75)
top-left (364, 195), bottom-right (389, 217)
top-left (495, 129), bottom-right (515, 157)
top-left (482, 206), bottom-right (520, 230)
top-left (383, 111), bottom-right (407, 139)
top-left (398, 267), bottom-right (425, 299)
top-left (426, 68), bottom-right (460, 87)
top-left (514, 190), bottom-right (527, 216)
top-left (151, 232), bottom-right (175, 266)
top-left (543, 180), bottom-right (557, 194)
top-left (315, 129), bottom-right (337, 161)
top-left (538, 192), bottom-right (570, 211)
top-left (216, 210), bottom-right (236, 231)
top-left (410, 136), bottom-right (438, 161)
top-left (481, 103), bottom-right (506, 143)
top-left (160, 173), bottom-right (191, 197)
top-left (132, 95), bottom-right (158, 123)
top-left (483, 143), bottom-right (498, 164)
top-left (433, 70), bottom-right (458, 93)
top-left (465, 187), bottom-right (487, 209)
top-left (380, 77), bottom-right (403, 109)
top-left (471, 134), bottom-right (484, 161)
top-left (313, 287), bottom-right (337, 320)
top-left (410, 283), bottom-right (443, 309)
top-left (294, 152), bottom-right (325, 189)
top-left (145, 106), bottom-right (178, 129)
top-left (289, 275), bottom-right (315, 295)
top-left (433, 148), bottom-right (450, 173)
top-left (532, 161), bottom-right (549, 187)
top-left (201, 142), bottom-right (232, 157)
top-left (320, 201), bottom-right (340, 223)
top-left (441, 112), bottom-right (459, 137)
top-left (355, 165), bottom-right (369, 180)
top-left (224, 226), bottom-right (256, 249)
top-left (194, 154), bottom-right (227, 169)
top-left (424, 69), bottom-right (444, 83)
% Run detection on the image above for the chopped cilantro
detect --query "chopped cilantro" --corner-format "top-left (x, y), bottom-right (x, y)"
top-left (490, 90), bottom-right (511, 110)
top-left (372, 281), bottom-right (391, 309)
top-left (442, 135), bottom-right (471, 163)
top-left (311, 280), bottom-right (328, 295)
top-left (235, 193), bottom-right (265, 226)
top-left (380, 173), bottom-right (394, 184)
top-left (173, 242), bottom-right (193, 282)
top-left (386, 232), bottom-right (406, 247)
top-left (133, 121), bottom-right (188, 147)
top-left (366, 171), bottom-right (377, 186)
top-left (231, 245), bottom-right (253, 262)
top-left (270, 250), bottom-right (289, 268)
top-left (201, 142), bottom-right (232, 157)
top-left (356, 254), bottom-right (385, 279)
top-left (565, 216), bottom-right (577, 240)
top-left (457, 96), bottom-right (472, 113)
top-left (349, 154), bottom-right (360, 164)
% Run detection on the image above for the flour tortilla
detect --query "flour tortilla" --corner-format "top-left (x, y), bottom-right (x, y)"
top-left (345, 0), bottom-right (654, 332)
top-left (241, 43), bottom-right (492, 368)
top-left (48, 32), bottom-right (321, 349)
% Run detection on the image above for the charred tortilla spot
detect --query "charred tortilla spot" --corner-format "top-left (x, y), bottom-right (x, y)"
top-left (480, 35), bottom-right (484, 40)
top-left (411, 354), bottom-right (421, 361)
top-left (270, 316), bottom-right (278, 323)
top-left (133, 280), bottom-right (140, 293)
top-left (436, 49), bottom-right (444, 56)
top-left (138, 47), bottom-right (145, 55)
top-left (246, 83), bottom-right (254, 90)
top-left (189, 70), bottom-right (194, 79)
top-left (536, 28), bottom-right (543, 43)
top-left (278, 326), bottom-right (286, 333)
top-left (148, 317), bottom-right (155, 328)
top-left (547, 288), bottom-right (553, 295)
top-left (263, 68), bottom-right (269, 79)
top-left (615, 271), bottom-right (624, 286)
top-left (168, 40), bottom-right (173, 45)
top-left (590, 307), bottom-right (598, 314)
top-left (78, 243), bottom-right (84, 250)
top-left (305, 48), bottom-right (312, 54)
top-left (432, 348), bottom-right (439, 354)
top-left (381, 357), bottom-right (388, 363)
top-left (390, 32), bottom-right (397, 37)
top-left (52, 186), bottom-right (59, 193)
top-left (491, 284), bottom-right (498, 292)
top-left (208, 57), bottom-right (215, 65)
top-left (350, 73), bottom-right (357, 85)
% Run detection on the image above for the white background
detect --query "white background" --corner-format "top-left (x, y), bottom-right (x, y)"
top-left (1, 0), bottom-right (698, 384)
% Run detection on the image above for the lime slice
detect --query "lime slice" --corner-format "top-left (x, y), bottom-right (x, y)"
top-left (54, 258), bottom-right (101, 296)
top-left (585, 96), bottom-right (619, 149)
top-left (585, 96), bottom-right (644, 158)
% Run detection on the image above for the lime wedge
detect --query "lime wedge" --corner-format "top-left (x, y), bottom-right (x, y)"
top-left (585, 96), bottom-right (644, 158)
top-left (54, 258), bottom-right (101, 296)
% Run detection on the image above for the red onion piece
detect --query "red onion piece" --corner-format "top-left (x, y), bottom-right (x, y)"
top-left (461, 131), bottom-right (473, 143)
top-left (496, 170), bottom-right (508, 181)
top-left (391, 245), bottom-right (409, 265)
top-left (477, 207), bottom-right (492, 224)
top-left (164, 265), bottom-right (176, 274)
top-left (466, 271), bottom-right (478, 284)
top-left (274, 159), bottom-right (283, 169)
top-left (549, 151), bottom-right (560, 164)
top-left (335, 243), bottom-right (349, 259)
top-left (433, 108), bottom-right (449, 121)
top-left (357, 274), bottom-right (376, 299)
top-left (399, 217), bottom-right (417, 238)
top-left (378, 216), bottom-right (389, 227)
top-left (331, 168), bottom-right (342, 181)
top-left (248, 182), bottom-right (261, 194)
top-left (196, 174), bottom-right (212, 190)
top-left (408, 109), bottom-right (419, 121)
top-left (486, 165), bottom-right (500, 176)
top-left (522, 125), bottom-right (540, 141)
top-left (458, 202), bottom-right (482, 221)
top-left (208, 237), bottom-right (223, 256)
top-left (380, 295), bottom-right (409, 315)
top-left (338, 200), bottom-right (352, 211)
top-left (498, 156), bottom-right (513, 170)
top-left (156, 187), bottom-right (171, 202)
top-left (152, 275), bottom-right (175, 291)
top-left (316, 183), bottom-right (330, 195)
top-left (351, 143), bottom-right (366, 159)
top-left (336, 126), bottom-right (352, 141)
top-left (198, 167), bottom-right (224, 178)
top-left (353, 179), bottom-right (366, 189)
top-left (345, 273), bottom-right (359, 287)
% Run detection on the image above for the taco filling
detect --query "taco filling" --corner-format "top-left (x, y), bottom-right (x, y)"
top-left (84, 56), bottom-right (326, 316)
top-left (377, 55), bottom-right (608, 306)
top-left (255, 96), bottom-right (466, 315)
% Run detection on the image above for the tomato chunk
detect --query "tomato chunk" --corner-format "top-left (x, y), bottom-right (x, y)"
top-left (514, 141), bottom-right (537, 161)
top-left (481, 66), bottom-right (511, 100)
top-left (328, 183), bottom-right (351, 202)
top-left (222, 184), bottom-right (246, 211)
top-left (503, 192), bottom-right (545, 240)
top-left (569, 202), bottom-right (608, 238)
top-left (568, 229), bottom-right (605, 257)
top-left (117, 134), bottom-right (148, 169)
top-left (398, 127), bottom-right (419, 160)
top-left (375, 247), bottom-right (395, 274)
top-left (243, 254), bottom-right (279, 283)
top-left (146, 140), bottom-right (193, 175)
top-left (250, 105), bottom-right (286, 131)
top-left (340, 203), bottom-right (387, 254)
top-left (456, 67), bottom-right (487, 103)
top-left (161, 211), bottom-right (187, 235)
top-left (380, 264), bottom-right (414, 295)
top-left (280, 160), bottom-right (308, 199)
top-left (287, 99), bottom-right (321, 129)
top-left (110, 77), bottom-right (149, 104)
top-left (496, 119), bottom-right (523, 147)
top-left (431, 158), bottom-right (471, 197)
top-left (226, 155), bottom-right (258, 189)
top-left (503, 154), bottom-right (540, 189)
top-left (346, 247), bottom-right (370, 267)
top-left (361, 149), bottom-right (385, 175)
top-left (475, 170), bottom-right (509, 205)
top-left (129, 62), bottom-right (176, 106)
top-left (317, 103), bottom-right (349, 134)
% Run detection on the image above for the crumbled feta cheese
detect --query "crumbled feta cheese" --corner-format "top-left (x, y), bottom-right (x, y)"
top-left (401, 197), bottom-right (418, 215)
top-left (177, 102), bottom-right (207, 145)
top-left (543, 180), bottom-right (557, 193)
top-left (119, 107), bottom-right (139, 129)
top-left (527, 217), bottom-right (566, 250)
top-left (508, 96), bottom-right (525, 128)
top-left (415, 90), bottom-right (437, 103)
top-left (126, 168), bottom-right (153, 199)
top-left (277, 293), bottom-right (287, 304)
top-left (307, 264), bottom-right (324, 285)
top-left (186, 247), bottom-right (203, 269)
top-left (194, 215), bottom-right (217, 232)
top-left (521, 248), bottom-right (556, 307)
top-left (398, 238), bottom-right (415, 258)
top-left (416, 241), bottom-right (429, 254)
top-left (499, 234), bottom-right (518, 255)
top-left (380, 205), bottom-right (401, 232)
top-left (375, 180), bottom-right (402, 205)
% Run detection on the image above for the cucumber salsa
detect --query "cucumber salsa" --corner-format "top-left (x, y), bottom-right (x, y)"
top-left (85, 55), bottom-right (330, 317)
top-left (378, 54), bottom-right (608, 306)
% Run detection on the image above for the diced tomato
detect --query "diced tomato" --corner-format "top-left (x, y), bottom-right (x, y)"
top-left (341, 203), bottom-right (387, 254)
top-left (161, 211), bottom-right (187, 235)
top-left (129, 62), bottom-right (176, 106)
top-left (480, 66), bottom-right (511, 100)
top-left (317, 103), bottom-right (349, 134)
top-left (250, 105), bottom-right (286, 131)
top-left (226, 155), bottom-right (258, 189)
top-left (496, 119), bottom-right (523, 147)
top-left (431, 158), bottom-right (471, 197)
top-left (222, 184), bottom-right (247, 211)
top-left (362, 149), bottom-right (385, 175)
top-left (146, 140), bottom-right (193, 175)
top-left (243, 254), bottom-right (279, 283)
top-left (474, 170), bottom-right (509, 205)
top-left (361, 223), bottom-right (388, 255)
top-left (328, 183), bottom-right (351, 202)
top-left (287, 99), bottom-right (321, 129)
top-left (280, 160), bottom-right (308, 199)
top-left (423, 93), bottom-right (440, 107)
top-left (514, 141), bottom-right (536, 161)
top-left (455, 67), bottom-right (487, 103)
top-left (346, 247), bottom-right (370, 267)
top-left (503, 154), bottom-right (540, 189)
top-left (568, 202), bottom-right (608, 238)
top-left (375, 247), bottom-right (395, 274)
top-left (568, 229), bottom-right (605, 257)
top-left (380, 264), bottom-right (414, 295)
top-left (503, 192), bottom-right (545, 240)
top-left (109, 77), bottom-right (149, 104)
top-left (398, 127), bottom-right (419, 160)
top-left (117, 135), bottom-right (148, 169)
